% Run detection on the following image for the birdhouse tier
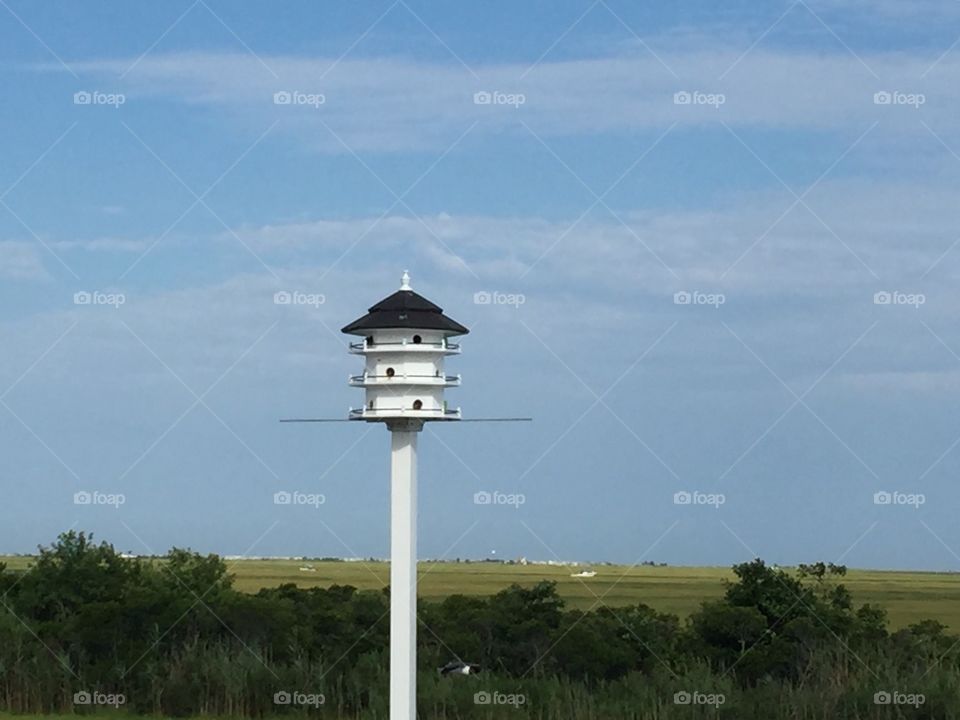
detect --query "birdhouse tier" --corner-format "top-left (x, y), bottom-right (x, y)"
top-left (343, 276), bottom-right (466, 422)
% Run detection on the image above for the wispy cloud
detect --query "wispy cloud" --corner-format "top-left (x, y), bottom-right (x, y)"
top-left (0, 241), bottom-right (50, 280)
top-left (216, 173), bottom-right (960, 295)
top-left (57, 46), bottom-right (959, 152)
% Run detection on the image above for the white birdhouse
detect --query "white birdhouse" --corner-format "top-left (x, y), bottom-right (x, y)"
top-left (342, 271), bottom-right (468, 423)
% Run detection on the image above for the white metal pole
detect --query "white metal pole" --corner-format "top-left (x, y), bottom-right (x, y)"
top-left (390, 425), bottom-right (418, 720)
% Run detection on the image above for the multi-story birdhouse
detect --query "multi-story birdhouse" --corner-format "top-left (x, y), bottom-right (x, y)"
top-left (342, 272), bottom-right (468, 422)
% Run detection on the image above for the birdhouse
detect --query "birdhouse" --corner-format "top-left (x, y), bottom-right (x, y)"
top-left (342, 271), bottom-right (468, 422)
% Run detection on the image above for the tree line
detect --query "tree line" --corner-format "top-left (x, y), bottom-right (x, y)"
top-left (0, 531), bottom-right (956, 718)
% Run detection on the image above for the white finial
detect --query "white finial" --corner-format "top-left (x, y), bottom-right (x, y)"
top-left (400, 270), bottom-right (411, 290)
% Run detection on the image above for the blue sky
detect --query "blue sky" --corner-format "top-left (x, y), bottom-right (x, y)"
top-left (2, 1), bottom-right (960, 570)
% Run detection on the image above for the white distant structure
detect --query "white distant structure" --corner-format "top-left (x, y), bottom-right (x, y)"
top-left (571, 570), bottom-right (597, 578)
top-left (342, 271), bottom-right (468, 720)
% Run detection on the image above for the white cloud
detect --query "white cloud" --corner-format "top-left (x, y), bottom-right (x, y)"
top-left (0, 241), bottom-right (49, 280)
top-left (52, 235), bottom-right (150, 253)
top-left (61, 46), bottom-right (960, 152)
top-left (216, 173), bottom-right (960, 300)
top-left (808, 0), bottom-right (960, 21)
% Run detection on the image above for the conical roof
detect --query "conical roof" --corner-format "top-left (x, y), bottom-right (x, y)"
top-left (341, 272), bottom-right (469, 336)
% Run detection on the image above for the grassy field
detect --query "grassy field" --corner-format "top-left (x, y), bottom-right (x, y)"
top-left (5, 555), bottom-right (959, 630)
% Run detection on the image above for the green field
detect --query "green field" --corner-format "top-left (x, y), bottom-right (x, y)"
top-left (5, 555), bottom-right (958, 630)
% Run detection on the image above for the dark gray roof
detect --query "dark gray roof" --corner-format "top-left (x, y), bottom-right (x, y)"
top-left (341, 289), bottom-right (469, 336)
